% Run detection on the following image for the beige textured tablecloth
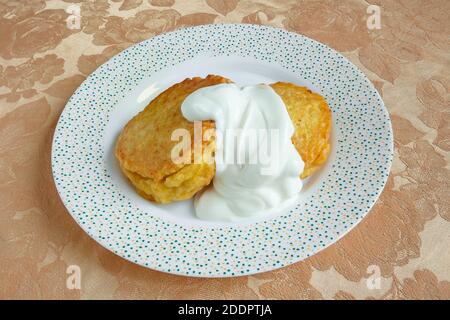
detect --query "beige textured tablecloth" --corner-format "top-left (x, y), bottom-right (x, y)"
top-left (1, 0), bottom-right (449, 300)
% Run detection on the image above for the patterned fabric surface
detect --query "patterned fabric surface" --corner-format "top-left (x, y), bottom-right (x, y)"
top-left (0, 0), bottom-right (449, 299)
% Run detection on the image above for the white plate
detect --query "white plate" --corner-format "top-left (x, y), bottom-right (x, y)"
top-left (52, 24), bottom-right (393, 277)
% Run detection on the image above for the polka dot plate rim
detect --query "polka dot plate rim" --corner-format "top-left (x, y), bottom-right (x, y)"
top-left (52, 24), bottom-right (393, 277)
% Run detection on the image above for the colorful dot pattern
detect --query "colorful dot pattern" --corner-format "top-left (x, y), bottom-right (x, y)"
top-left (52, 24), bottom-right (393, 277)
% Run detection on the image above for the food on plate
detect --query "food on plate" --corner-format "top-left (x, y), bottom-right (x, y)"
top-left (115, 75), bottom-right (231, 203)
top-left (115, 75), bottom-right (332, 221)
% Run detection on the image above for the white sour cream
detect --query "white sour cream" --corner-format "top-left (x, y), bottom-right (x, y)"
top-left (181, 84), bottom-right (304, 221)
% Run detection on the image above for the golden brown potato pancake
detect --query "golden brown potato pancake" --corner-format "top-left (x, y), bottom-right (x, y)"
top-left (115, 75), bottom-right (232, 203)
top-left (271, 82), bottom-right (332, 179)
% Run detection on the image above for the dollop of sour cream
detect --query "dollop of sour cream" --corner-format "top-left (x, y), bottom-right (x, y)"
top-left (181, 84), bottom-right (304, 221)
